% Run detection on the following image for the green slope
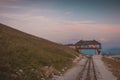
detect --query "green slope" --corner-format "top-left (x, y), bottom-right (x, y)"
top-left (0, 23), bottom-right (79, 80)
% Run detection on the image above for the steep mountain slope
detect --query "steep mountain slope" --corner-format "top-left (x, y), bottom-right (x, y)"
top-left (0, 23), bottom-right (79, 80)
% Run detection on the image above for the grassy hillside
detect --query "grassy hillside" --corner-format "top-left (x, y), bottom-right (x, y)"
top-left (0, 23), bottom-right (79, 80)
top-left (102, 57), bottom-right (120, 80)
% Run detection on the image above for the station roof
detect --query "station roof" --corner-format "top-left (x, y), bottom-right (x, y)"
top-left (75, 40), bottom-right (101, 46)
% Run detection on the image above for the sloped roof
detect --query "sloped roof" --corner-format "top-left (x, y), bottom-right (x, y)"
top-left (75, 40), bottom-right (101, 45)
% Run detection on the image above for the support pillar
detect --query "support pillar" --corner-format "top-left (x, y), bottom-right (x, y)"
top-left (95, 49), bottom-right (98, 55)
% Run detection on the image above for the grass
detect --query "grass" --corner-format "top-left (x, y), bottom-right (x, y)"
top-left (0, 23), bottom-right (79, 80)
top-left (102, 56), bottom-right (120, 80)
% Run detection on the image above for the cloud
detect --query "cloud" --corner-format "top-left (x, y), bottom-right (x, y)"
top-left (0, 0), bottom-right (21, 8)
top-left (99, 38), bottom-right (108, 43)
top-left (0, 5), bottom-right (21, 9)
top-left (65, 11), bottom-right (72, 15)
top-left (49, 21), bottom-right (120, 43)
top-left (0, 6), bottom-right (120, 45)
top-left (0, 10), bottom-right (64, 39)
top-left (1, 11), bottom-right (120, 37)
top-left (0, 0), bottom-right (19, 3)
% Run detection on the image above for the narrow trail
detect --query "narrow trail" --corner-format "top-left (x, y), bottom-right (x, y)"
top-left (77, 56), bottom-right (97, 80)
top-left (52, 55), bottom-right (117, 80)
top-left (93, 55), bottom-right (117, 80)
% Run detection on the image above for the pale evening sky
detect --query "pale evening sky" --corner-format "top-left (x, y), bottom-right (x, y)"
top-left (0, 0), bottom-right (120, 48)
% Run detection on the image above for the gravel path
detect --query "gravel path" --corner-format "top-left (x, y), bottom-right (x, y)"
top-left (93, 55), bottom-right (117, 80)
top-left (52, 57), bottom-right (87, 80)
top-left (52, 55), bottom-right (117, 80)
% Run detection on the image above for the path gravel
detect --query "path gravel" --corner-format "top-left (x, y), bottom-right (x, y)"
top-left (52, 55), bottom-right (117, 80)
top-left (93, 55), bottom-right (117, 80)
top-left (52, 57), bottom-right (87, 80)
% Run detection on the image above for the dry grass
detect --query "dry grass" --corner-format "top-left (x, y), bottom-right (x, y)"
top-left (0, 23), bottom-right (79, 80)
top-left (102, 56), bottom-right (120, 80)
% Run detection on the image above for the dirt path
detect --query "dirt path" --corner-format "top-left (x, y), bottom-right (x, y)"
top-left (93, 55), bottom-right (117, 80)
top-left (52, 57), bottom-right (87, 80)
top-left (52, 55), bottom-right (117, 80)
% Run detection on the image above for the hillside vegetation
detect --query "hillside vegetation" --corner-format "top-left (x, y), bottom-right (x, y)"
top-left (0, 23), bottom-right (79, 80)
top-left (102, 56), bottom-right (120, 80)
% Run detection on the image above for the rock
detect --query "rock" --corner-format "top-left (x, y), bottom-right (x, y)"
top-left (41, 77), bottom-right (45, 80)
top-left (11, 74), bottom-right (17, 78)
top-left (19, 69), bottom-right (23, 73)
top-left (62, 69), bottom-right (65, 72)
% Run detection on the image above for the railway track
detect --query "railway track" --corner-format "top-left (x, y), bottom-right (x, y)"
top-left (78, 56), bottom-right (97, 80)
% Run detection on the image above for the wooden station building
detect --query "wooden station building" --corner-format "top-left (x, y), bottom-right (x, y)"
top-left (75, 40), bottom-right (102, 54)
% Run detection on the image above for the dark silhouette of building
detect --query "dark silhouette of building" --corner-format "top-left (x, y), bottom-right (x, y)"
top-left (75, 40), bottom-right (101, 54)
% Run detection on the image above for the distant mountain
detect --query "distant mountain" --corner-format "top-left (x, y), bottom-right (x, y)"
top-left (0, 23), bottom-right (79, 80)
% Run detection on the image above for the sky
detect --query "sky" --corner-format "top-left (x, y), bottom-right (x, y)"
top-left (0, 0), bottom-right (120, 49)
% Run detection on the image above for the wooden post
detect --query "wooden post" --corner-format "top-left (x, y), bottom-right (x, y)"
top-left (95, 49), bottom-right (98, 55)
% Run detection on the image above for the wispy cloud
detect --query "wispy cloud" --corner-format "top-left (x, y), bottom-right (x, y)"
top-left (0, 2), bottom-right (120, 46)
top-left (99, 38), bottom-right (108, 43)
top-left (1, 10), bottom-right (120, 41)
top-left (0, 0), bottom-right (21, 8)
top-left (0, 0), bottom-right (18, 4)
top-left (65, 11), bottom-right (72, 15)
top-left (49, 21), bottom-right (120, 43)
